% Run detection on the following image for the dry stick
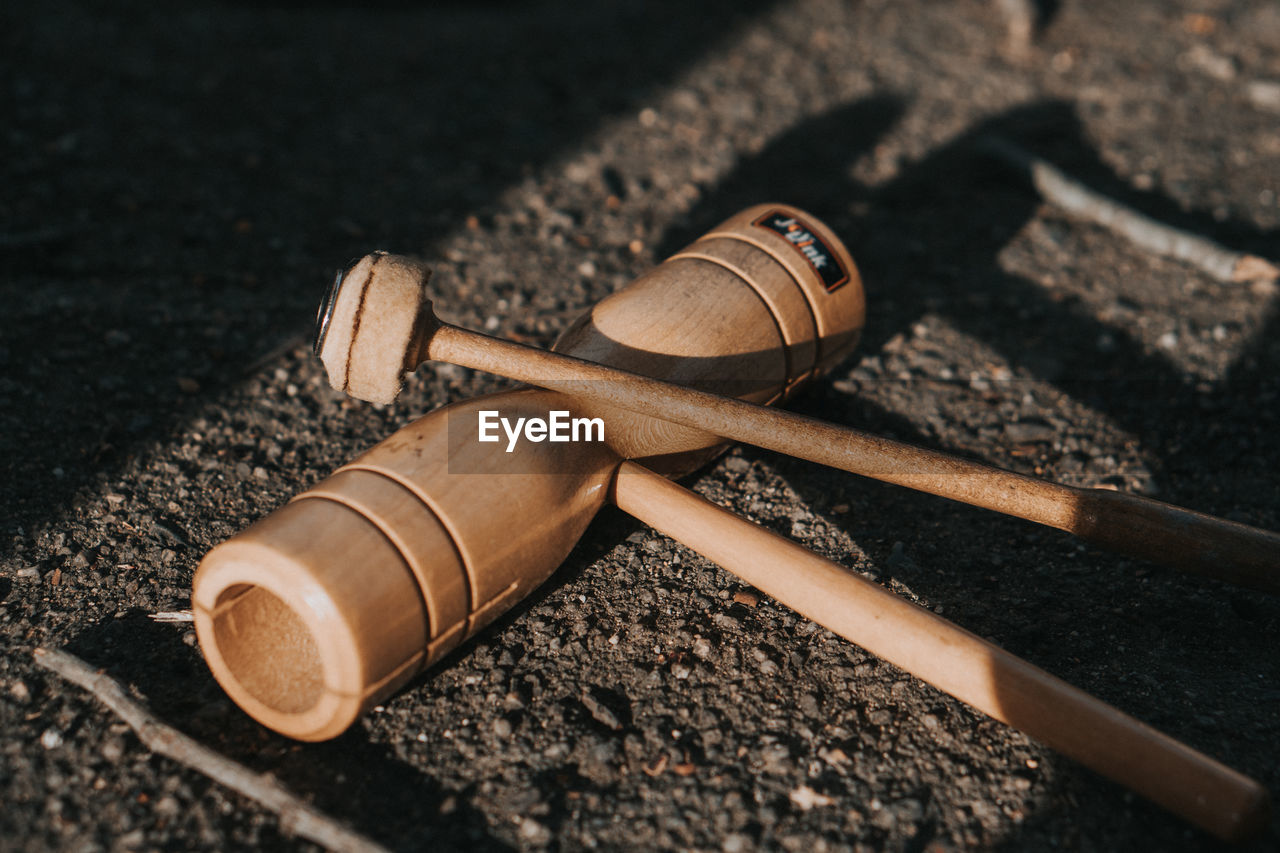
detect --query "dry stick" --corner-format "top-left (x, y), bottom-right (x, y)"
top-left (32, 648), bottom-right (391, 853)
top-left (981, 135), bottom-right (1279, 284)
top-left (612, 461), bottom-right (1270, 841)
top-left (994, 0), bottom-right (1036, 56)
top-left (425, 324), bottom-right (1280, 595)
top-left (149, 610), bottom-right (195, 623)
top-left (243, 333), bottom-right (308, 377)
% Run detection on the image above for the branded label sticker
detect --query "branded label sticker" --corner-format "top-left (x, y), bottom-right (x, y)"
top-left (753, 210), bottom-right (850, 292)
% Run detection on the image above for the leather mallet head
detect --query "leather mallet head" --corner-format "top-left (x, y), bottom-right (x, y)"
top-left (314, 252), bottom-right (439, 405)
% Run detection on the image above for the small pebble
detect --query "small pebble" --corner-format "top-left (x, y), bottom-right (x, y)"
top-left (582, 693), bottom-right (622, 730)
top-left (1246, 80), bottom-right (1280, 112)
top-left (886, 541), bottom-right (915, 572)
top-left (819, 746), bottom-right (850, 766)
top-left (789, 785), bottom-right (835, 810)
top-left (519, 818), bottom-right (551, 845)
top-left (116, 830), bottom-right (145, 848)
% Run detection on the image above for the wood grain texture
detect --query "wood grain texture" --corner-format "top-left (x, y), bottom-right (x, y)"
top-left (611, 462), bottom-right (1270, 842)
top-left (430, 323), bottom-right (1280, 594)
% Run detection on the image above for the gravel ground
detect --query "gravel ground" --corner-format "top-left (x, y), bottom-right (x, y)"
top-left (3, 1), bottom-right (1279, 850)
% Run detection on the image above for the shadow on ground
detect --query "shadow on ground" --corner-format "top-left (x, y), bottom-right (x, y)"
top-left (1, 0), bottom-right (779, 536)
top-left (654, 94), bottom-right (1280, 843)
top-left (63, 613), bottom-right (511, 851)
top-left (660, 95), bottom-right (1280, 520)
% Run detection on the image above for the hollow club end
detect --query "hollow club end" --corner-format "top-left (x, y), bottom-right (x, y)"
top-left (314, 252), bottom-right (440, 405)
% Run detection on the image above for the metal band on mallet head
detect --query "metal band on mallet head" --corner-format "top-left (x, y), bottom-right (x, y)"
top-left (315, 251), bottom-right (442, 406)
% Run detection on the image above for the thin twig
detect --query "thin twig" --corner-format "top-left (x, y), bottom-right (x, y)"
top-left (981, 135), bottom-right (1279, 284)
top-left (149, 610), bottom-right (195, 623)
top-left (33, 647), bottom-right (391, 853)
top-left (243, 332), bottom-right (308, 377)
top-left (995, 0), bottom-right (1036, 57)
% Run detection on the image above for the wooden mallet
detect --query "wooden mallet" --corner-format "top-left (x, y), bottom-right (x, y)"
top-left (196, 206), bottom-right (1268, 839)
top-left (315, 215), bottom-right (1280, 595)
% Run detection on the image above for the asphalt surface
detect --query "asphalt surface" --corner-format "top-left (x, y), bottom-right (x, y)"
top-left (3, 1), bottom-right (1280, 850)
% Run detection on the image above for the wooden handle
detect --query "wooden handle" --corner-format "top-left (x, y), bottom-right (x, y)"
top-left (1076, 489), bottom-right (1280, 590)
top-left (611, 461), bottom-right (1270, 842)
top-left (427, 324), bottom-right (1280, 594)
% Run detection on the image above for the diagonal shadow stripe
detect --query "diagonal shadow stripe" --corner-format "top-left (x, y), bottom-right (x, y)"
top-left (0, 0), bottom-right (781, 537)
top-left (659, 98), bottom-right (1277, 524)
